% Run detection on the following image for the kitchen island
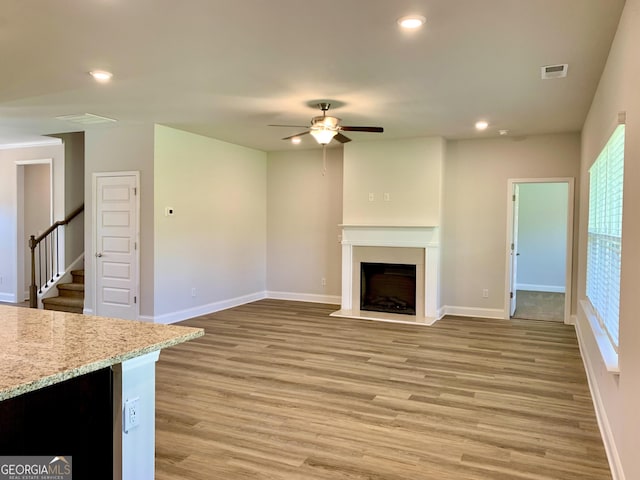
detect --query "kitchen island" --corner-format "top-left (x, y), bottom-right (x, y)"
top-left (0, 305), bottom-right (203, 480)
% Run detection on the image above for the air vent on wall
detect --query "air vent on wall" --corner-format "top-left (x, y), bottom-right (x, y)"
top-left (55, 113), bottom-right (117, 125)
top-left (541, 64), bottom-right (568, 80)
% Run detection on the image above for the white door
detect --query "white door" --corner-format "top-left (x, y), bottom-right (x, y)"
top-left (509, 185), bottom-right (520, 316)
top-left (94, 173), bottom-right (139, 319)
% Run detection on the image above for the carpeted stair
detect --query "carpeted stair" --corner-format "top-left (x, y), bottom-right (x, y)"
top-left (42, 269), bottom-right (85, 314)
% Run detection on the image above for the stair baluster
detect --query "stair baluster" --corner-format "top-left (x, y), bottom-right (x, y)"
top-left (29, 204), bottom-right (84, 308)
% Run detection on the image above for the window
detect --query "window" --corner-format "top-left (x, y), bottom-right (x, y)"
top-left (586, 123), bottom-right (625, 350)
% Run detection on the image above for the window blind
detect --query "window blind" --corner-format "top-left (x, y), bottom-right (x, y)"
top-left (586, 124), bottom-right (625, 350)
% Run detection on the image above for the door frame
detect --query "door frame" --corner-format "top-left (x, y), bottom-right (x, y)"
top-left (91, 171), bottom-right (140, 319)
top-left (504, 177), bottom-right (575, 324)
top-left (15, 159), bottom-right (54, 303)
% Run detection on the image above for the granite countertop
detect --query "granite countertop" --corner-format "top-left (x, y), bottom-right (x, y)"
top-left (0, 305), bottom-right (204, 401)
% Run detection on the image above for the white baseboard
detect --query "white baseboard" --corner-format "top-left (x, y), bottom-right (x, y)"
top-left (266, 291), bottom-right (341, 305)
top-left (574, 318), bottom-right (625, 480)
top-left (516, 283), bottom-right (565, 293)
top-left (440, 305), bottom-right (506, 320)
top-left (152, 291), bottom-right (267, 324)
top-left (0, 292), bottom-right (17, 303)
top-left (83, 308), bottom-right (94, 315)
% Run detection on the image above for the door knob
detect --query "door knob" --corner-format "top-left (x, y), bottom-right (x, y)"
top-left (96, 252), bottom-right (103, 258)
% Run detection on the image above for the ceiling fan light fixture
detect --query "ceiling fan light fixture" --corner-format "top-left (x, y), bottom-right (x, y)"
top-left (310, 127), bottom-right (338, 145)
top-left (398, 15), bottom-right (426, 29)
top-left (291, 137), bottom-right (302, 145)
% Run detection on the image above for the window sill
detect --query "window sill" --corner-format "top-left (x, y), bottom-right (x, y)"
top-left (579, 300), bottom-right (620, 374)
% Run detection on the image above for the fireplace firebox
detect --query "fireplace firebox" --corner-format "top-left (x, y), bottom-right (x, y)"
top-left (360, 262), bottom-right (417, 315)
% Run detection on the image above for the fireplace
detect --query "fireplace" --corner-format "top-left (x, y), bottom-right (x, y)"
top-left (361, 263), bottom-right (416, 315)
top-left (331, 225), bottom-right (441, 325)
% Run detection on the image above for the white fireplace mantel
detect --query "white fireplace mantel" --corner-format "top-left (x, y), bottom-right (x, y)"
top-left (332, 225), bottom-right (441, 325)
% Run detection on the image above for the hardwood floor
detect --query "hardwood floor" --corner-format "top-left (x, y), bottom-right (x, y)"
top-left (155, 299), bottom-right (611, 479)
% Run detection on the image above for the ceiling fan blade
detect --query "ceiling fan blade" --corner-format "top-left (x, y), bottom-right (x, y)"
top-left (282, 131), bottom-right (310, 140)
top-left (269, 124), bottom-right (310, 128)
top-left (334, 132), bottom-right (352, 143)
top-left (340, 126), bottom-right (384, 133)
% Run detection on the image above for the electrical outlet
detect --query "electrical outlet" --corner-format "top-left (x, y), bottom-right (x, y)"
top-left (321, 278), bottom-right (327, 286)
top-left (368, 193), bottom-right (375, 201)
top-left (482, 289), bottom-right (489, 298)
top-left (384, 193), bottom-right (390, 201)
top-left (124, 397), bottom-right (141, 433)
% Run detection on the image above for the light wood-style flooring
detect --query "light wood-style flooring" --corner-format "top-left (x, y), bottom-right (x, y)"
top-left (155, 299), bottom-right (610, 479)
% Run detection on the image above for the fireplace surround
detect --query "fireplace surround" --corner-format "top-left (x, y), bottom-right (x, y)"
top-left (331, 225), bottom-right (441, 325)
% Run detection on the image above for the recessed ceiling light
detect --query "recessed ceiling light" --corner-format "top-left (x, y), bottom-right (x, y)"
top-left (291, 137), bottom-right (301, 145)
top-left (89, 70), bottom-right (113, 82)
top-left (499, 129), bottom-right (509, 136)
top-left (475, 120), bottom-right (489, 131)
top-left (397, 15), bottom-right (426, 29)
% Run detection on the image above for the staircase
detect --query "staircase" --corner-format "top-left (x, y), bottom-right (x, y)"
top-left (42, 269), bottom-right (85, 314)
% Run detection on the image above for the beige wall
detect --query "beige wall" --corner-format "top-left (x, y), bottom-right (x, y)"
top-left (84, 123), bottom-right (155, 317)
top-left (0, 143), bottom-right (64, 303)
top-left (578, 0), bottom-right (640, 477)
top-left (54, 132), bottom-right (85, 265)
top-left (441, 133), bottom-right (580, 314)
top-left (154, 125), bottom-right (267, 321)
top-left (267, 147), bottom-right (342, 300)
top-left (343, 137), bottom-right (444, 226)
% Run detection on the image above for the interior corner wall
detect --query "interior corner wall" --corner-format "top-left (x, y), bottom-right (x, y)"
top-left (343, 137), bottom-right (444, 226)
top-left (153, 125), bottom-right (267, 322)
top-left (0, 144), bottom-right (64, 303)
top-left (59, 132), bottom-right (85, 265)
top-left (84, 124), bottom-right (155, 318)
top-left (266, 147), bottom-right (343, 301)
top-left (441, 133), bottom-right (580, 316)
top-left (577, 0), bottom-right (640, 478)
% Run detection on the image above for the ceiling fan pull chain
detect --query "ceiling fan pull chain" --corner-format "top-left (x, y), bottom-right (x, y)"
top-left (322, 145), bottom-right (327, 176)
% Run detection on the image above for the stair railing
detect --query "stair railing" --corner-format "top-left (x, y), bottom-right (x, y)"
top-left (29, 204), bottom-right (84, 308)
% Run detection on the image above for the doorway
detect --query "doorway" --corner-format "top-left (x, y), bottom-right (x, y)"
top-left (505, 178), bottom-right (574, 323)
top-left (16, 159), bottom-right (53, 303)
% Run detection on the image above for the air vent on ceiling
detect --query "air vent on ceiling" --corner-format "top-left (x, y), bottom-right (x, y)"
top-left (55, 113), bottom-right (117, 125)
top-left (541, 64), bottom-right (568, 80)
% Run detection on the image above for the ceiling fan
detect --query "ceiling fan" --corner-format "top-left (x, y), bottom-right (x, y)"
top-left (270, 103), bottom-right (384, 145)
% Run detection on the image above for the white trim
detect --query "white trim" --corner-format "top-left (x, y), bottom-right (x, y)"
top-left (0, 293), bottom-right (17, 303)
top-left (515, 283), bottom-right (565, 293)
top-left (152, 291), bottom-right (266, 324)
top-left (441, 305), bottom-right (505, 320)
top-left (504, 178), bottom-right (575, 324)
top-left (579, 300), bottom-right (619, 373)
top-left (0, 138), bottom-right (62, 150)
top-left (83, 307), bottom-right (94, 315)
top-left (119, 350), bottom-right (160, 372)
top-left (267, 291), bottom-right (341, 305)
top-left (574, 319), bottom-right (625, 480)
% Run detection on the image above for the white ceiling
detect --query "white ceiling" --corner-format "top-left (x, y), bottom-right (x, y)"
top-left (0, 0), bottom-right (625, 152)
